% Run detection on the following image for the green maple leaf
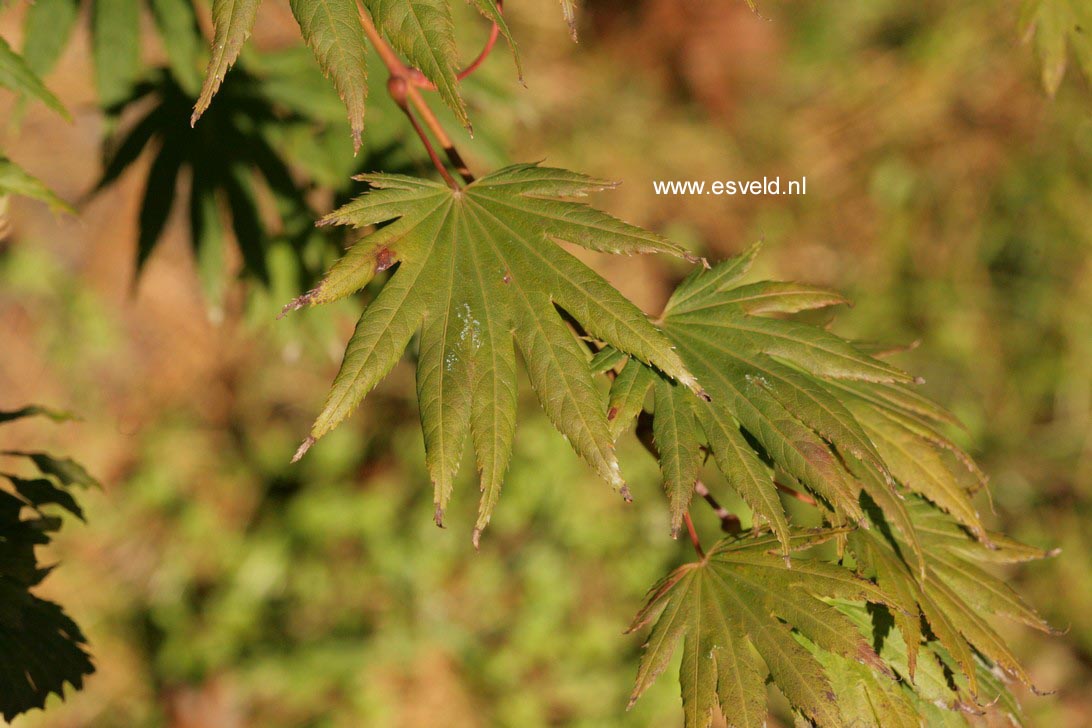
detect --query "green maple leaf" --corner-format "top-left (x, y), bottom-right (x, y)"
top-left (610, 242), bottom-right (918, 552)
top-left (626, 530), bottom-right (895, 728)
top-left (287, 163), bottom-right (702, 539)
top-left (849, 496), bottom-right (1056, 698)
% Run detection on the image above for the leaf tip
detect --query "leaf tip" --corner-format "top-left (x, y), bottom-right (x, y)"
top-left (472, 528), bottom-right (483, 550)
top-left (291, 436), bottom-right (316, 463)
top-left (278, 290), bottom-right (318, 319)
top-left (434, 505), bottom-right (446, 528)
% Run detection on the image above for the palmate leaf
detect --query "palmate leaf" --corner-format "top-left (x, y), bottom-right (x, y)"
top-left (849, 496), bottom-right (1054, 700)
top-left (287, 163), bottom-right (702, 538)
top-left (626, 530), bottom-right (895, 728)
top-left (612, 242), bottom-right (916, 552)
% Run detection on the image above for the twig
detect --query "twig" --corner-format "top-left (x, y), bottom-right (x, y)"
top-left (387, 77), bottom-right (459, 189)
top-left (695, 480), bottom-right (741, 534)
top-left (683, 512), bottom-right (705, 559)
top-left (356, 3), bottom-right (473, 187)
top-left (775, 480), bottom-right (817, 506)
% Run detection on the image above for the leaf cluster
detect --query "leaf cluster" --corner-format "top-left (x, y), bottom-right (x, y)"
top-left (616, 246), bottom-right (1055, 726)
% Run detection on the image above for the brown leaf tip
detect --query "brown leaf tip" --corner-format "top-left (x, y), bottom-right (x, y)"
top-left (472, 528), bottom-right (483, 551)
top-left (291, 436), bottom-right (316, 463)
top-left (278, 290), bottom-right (318, 319)
top-left (620, 485), bottom-right (633, 503)
top-left (683, 252), bottom-right (711, 269)
top-left (434, 505), bottom-right (445, 528)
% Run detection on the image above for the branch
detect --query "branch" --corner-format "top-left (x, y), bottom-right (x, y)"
top-left (695, 479), bottom-right (742, 534)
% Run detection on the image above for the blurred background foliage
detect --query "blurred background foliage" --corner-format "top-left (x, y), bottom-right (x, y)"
top-left (0, 0), bottom-right (1090, 725)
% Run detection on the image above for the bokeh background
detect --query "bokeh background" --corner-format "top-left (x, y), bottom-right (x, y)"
top-left (2, 0), bottom-right (1090, 725)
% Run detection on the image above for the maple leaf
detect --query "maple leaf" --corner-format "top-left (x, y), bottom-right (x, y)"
top-left (849, 495), bottom-right (1056, 698)
top-left (626, 530), bottom-right (895, 728)
top-left (287, 163), bottom-right (702, 539)
top-left (610, 242), bottom-right (916, 551)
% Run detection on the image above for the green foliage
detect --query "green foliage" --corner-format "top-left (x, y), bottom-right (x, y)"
top-left (22, 0), bottom-right (206, 108)
top-left (21, 0), bottom-right (80, 76)
top-left (0, 406), bottom-right (96, 721)
top-left (0, 35), bottom-right (72, 214)
top-left (614, 242), bottom-right (914, 551)
top-left (0, 35), bottom-right (68, 119)
top-left (0, 157), bottom-right (73, 215)
top-left (193, 0), bottom-right (530, 146)
top-left (627, 530), bottom-right (893, 727)
top-left (612, 243), bottom-right (1055, 725)
top-left (91, 0), bottom-right (142, 107)
top-left (364, 0), bottom-right (463, 126)
top-left (95, 47), bottom-right (419, 308)
top-left (0, 1), bottom-right (1068, 726)
top-left (192, 0), bottom-right (263, 122)
top-left (289, 0), bottom-right (370, 151)
top-left (289, 164), bottom-right (701, 537)
top-left (850, 496), bottom-right (1055, 696)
